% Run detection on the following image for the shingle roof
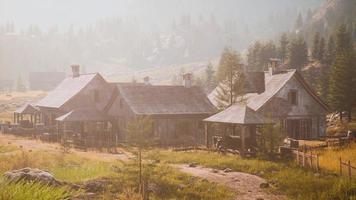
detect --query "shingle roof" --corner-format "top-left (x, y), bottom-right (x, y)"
top-left (15, 103), bottom-right (39, 114)
top-left (118, 85), bottom-right (216, 115)
top-left (246, 70), bottom-right (296, 111)
top-left (56, 107), bottom-right (110, 122)
top-left (204, 103), bottom-right (272, 124)
top-left (36, 73), bottom-right (97, 108)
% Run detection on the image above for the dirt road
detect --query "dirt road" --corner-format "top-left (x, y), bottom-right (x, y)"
top-left (177, 164), bottom-right (287, 200)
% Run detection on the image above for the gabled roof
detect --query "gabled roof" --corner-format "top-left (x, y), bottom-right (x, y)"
top-left (209, 69), bottom-right (329, 112)
top-left (204, 103), bottom-right (272, 124)
top-left (36, 73), bottom-right (97, 109)
top-left (246, 70), bottom-right (296, 111)
top-left (118, 84), bottom-right (216, 115)
top-left (246, 69), bottom-right (329, 111)
top-left (56, 107), bottom-right (109, 122)
top-left (15, 103), bottom-right (39, 114)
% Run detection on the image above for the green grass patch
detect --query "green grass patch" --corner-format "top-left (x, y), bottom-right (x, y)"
top-left (145, 149), bottom-right (356, 200)
top-left (108, 162), bottom-right (235, 200)
top-left (0, 179), bottom-right (74, 200)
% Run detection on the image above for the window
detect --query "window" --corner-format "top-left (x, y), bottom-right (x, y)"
top-left (93, 90), bottom-right (99, 102)
top-left (288, 90), bottom-right (298, 105)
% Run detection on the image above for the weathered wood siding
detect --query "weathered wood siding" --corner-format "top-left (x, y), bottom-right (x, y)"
top-left (259, 76), bottom-right (327, 138)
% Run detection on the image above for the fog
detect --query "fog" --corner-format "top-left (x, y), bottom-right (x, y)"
top-left (0, 0), bottom-right (323, 80)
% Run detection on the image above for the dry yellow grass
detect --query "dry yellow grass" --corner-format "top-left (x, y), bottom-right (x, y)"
top-left (317, 144), bottom-right (356, 173)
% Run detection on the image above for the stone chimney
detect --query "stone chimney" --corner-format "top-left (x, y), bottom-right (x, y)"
top-left (183, 73), bottom-right (192, 88)
top-left (268, 58), bottom-right (281, 76)
top-left (143, 76), bottom-right (150, 85)
top-left (71, 64), bottom-right (80, 78)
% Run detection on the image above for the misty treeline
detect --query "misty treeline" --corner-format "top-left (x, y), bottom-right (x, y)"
top-left (0, 0), bottom-right (321, 80)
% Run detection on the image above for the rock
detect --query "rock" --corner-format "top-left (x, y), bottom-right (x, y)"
top-left (83, 178), bottom-right (112, 193)
top-left (223, 168), bottom-right (232, 173)
top-left (211, 169), bottom-right (219, 173)
top-left (256, 198), bottom-right (264, 200)
top-left (3, 168), bottom-right (62, 186)
top-left (259, 182), bottom-right (269, 188)
top-left (188, 162), bottom-right (197, 168)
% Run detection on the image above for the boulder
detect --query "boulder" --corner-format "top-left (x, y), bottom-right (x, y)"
top-left (3, 167), bottom-right (62, 186)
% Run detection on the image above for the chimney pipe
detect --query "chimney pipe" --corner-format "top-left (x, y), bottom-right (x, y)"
top-left (183, 73), bottom-right (192, 88)
top-left (71, 64), bottom-right (80, 78)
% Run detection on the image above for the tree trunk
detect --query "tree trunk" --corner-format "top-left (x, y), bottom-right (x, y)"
top-left (340, 111), bottom-right (343, 121)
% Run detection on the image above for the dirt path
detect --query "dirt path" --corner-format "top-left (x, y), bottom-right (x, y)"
top-left (177, 164), bottom-right (287, 200)
top-left (0, 134), bottom-right (134, 162)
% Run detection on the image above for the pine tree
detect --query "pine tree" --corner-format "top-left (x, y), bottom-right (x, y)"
top-left (287, 36), bottom-right (308, 70)
top-left (328, 25), bottom-right (356, 122)
top-left (215, 47), bottom-right (245, 109)
top-left (325, 35), bottom-right (336, 65)
top-left (204, 62), bottom-right (217, 92)
top-left (295, 13), bottom-right (304, 30)
top-left (312, 32), bottom-right (320, 60)
top-left (247, 41), bottom-right (262, 71)
top-left (279, 33), bottom-right (289, 62)
top-left (318, 37), bottom-right (326, 63)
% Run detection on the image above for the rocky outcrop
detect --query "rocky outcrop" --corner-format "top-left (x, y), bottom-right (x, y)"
top-left (3, 167), bottom-right (62, 186)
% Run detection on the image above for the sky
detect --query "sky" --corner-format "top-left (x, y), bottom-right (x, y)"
top-left (0, 0), bottom-right (324, 30)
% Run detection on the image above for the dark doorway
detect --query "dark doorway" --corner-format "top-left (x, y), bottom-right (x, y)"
top-left (285, 119), bottom-right (312, 139)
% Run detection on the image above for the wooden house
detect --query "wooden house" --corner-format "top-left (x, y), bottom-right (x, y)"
top-left (209, 60), bottom-right (329, 140)
top-left (108, 75), bottom-right (217, 146)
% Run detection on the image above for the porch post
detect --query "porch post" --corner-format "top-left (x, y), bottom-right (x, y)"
top-left (13, 113), bottom-right (16, 124)
top-left (205, 122), bottom-right (209, 148)
top-left (241, 126), bottom-right (246, 157)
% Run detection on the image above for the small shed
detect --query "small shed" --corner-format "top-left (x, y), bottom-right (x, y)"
top-left (203, 103), bottom-right (273, 156)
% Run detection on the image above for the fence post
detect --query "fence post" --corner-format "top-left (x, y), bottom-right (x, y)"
top-left (310, 151), bottom-right (313, 169)
top-left (316, 154), bottom-right (319, 172)
top-left (340, 157), bottom-right (342, 176)
top-left (348, 160), bottom-right (352, 181)
top-left (302, 150), bottom-right (305, 167)
top-left (296, 150), bottom-right (299, 165)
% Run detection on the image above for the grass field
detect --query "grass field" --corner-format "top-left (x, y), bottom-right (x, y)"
top-left (0, 144), bottom-right (234, 200)
top-left (317, 144), bottom-right (356, 174)
top-left (145, 149), bottom-right (356, 200)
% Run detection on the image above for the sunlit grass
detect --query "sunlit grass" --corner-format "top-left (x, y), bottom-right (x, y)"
top-left (0, 150), bottom-right (117, 183)
top-left (0, 145), bottom-right (19, 153)
top-left (0, 179), bottom-right (74, 200)
top-left (145, 149), bottom-right (356, 200)
top-left (317, 144), bottom-right (356, 174)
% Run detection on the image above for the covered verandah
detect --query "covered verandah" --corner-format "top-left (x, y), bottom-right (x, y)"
top-left (203, 103), bottom-right (273, 157)
top-left (55, 107), bottom-right (116, 150)
top-left (13, 103), bottom-right (41, 128)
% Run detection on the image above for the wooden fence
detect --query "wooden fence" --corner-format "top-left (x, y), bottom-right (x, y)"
top-left (339, 157), bottom-right (356, 180)
top-left (293, 149), bottom-right (320, 172)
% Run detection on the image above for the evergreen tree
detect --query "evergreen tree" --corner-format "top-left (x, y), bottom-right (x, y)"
top-left (247, 41), bottom-right (262, 71)
top-left (287, 36), bottom-right (308, 70)
top-left (312, 32), bottom-right (320, 60)
top-left (278, 33), bottom-right (289, 62)
top-left (325, 35), bottom-right (336, 65)
top-left (215, 47), bottom-right (245, 109)
top-left (318, 37), bottom-right (326, 63)
top-left (295, 13), bottom-right (304, 30)
top-left (328, 25), bottom-right (356, 122)
top-left (204, 62), bottom-right (217, 92)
